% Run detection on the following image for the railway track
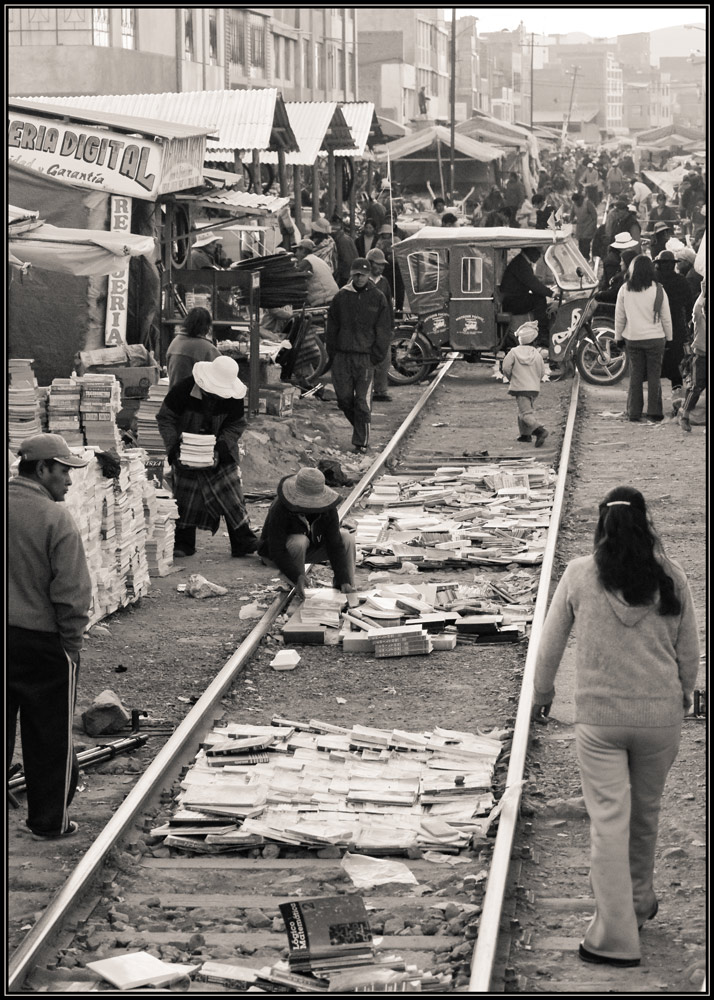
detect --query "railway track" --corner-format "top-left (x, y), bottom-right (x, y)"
top-left (8, 359), bottom-right (705, 993)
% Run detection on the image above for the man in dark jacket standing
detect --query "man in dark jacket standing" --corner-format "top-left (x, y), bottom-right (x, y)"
top-left (8, 434), bottom-right (93, 840)
top-left (500, 245), bottom-right (556, 347)
top-left (330, 216), bottom-right (359, 287)
top-left (258, 467), bottom-right (356, 599)
top-left (326, 258), bottom-right (391, 452)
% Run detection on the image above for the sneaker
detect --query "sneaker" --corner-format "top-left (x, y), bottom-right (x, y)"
top-left (679, 412), bottom-right (692, 432)
top-left (516, 435), bottom-right (532, 443)
top-left (373, 393), bottom-right (393, 402)
top-left (534, 427), bottom-right (549, 448)
top-left (30, 820), bottom-right (79, 841)
top-left (353, 445), bottom-right (368, 454)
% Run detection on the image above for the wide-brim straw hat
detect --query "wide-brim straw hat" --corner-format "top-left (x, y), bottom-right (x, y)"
top-left (610, 232), bottom-right (639, 250)
top-left (282, 468), bottom-right (338, 509)
top-left (193, 356), bottom-right (247, 399)
top-left (193, 231), bottom-right (223, 248)
top-left (311, 217), bottom-right (331, 235)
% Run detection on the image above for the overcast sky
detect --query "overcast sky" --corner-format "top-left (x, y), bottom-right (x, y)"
top-left (446, 7), bottom-right (707, 36)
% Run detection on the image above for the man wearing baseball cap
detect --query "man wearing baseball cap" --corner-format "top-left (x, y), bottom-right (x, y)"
top-left (326, 258), bottom-right (391, 452)
top-left (366, 248), bottom-right (395, 401)
top-left (8, 434), bottom-right (93, 840)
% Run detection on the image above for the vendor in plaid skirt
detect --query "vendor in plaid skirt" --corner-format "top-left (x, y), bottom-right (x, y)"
top-left (156, 356), bottom-right (259, 558)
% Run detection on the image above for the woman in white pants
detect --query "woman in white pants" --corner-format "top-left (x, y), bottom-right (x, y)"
top-left (532, 485), bottom-right (699, 967)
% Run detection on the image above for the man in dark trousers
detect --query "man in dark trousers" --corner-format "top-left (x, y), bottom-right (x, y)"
top-left (326, 257), bottom-right (391, 453)
top-left (258, 467), bottom-right (356, 599)
top-left (8, 434), bottom-right (93, 840)
top-left (500, 245), bottom-right (556, 347)
top-left (366, 247), bottom-right (395, 402)
top-left (330, 216), bottom-right (359, 287)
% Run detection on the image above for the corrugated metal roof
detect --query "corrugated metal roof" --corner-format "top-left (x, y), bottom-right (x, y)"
top-left (9, 97), bottom-right (214, 141)
top-left (176, 189), bottom-right (289, 215)
top-left (21, 90), bottom-right (298, 153)
top-left (262, 103), bottom-right (356, 166)
top-left (334, 102), bottom-right (381, 157)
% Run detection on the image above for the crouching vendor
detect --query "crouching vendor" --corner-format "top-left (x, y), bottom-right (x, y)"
top-left (258, 467), bottom-right (356, 599)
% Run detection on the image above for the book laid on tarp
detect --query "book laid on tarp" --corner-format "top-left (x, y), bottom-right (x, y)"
top-left (279, 896), bottom-right (375, 972)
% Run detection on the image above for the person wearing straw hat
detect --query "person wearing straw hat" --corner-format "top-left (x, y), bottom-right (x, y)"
top-left (600, 232), bottom-right (640, 290)
top-left (532, 485), bottom-right (699, 968)
top-left (191, 230), bottom-right (227, 270)
top-left (501, 321), bottom-right (549, 447)
top-left (326, 258), bottom-right (392, 453)
top-left (258, 467), bottom-right (356, 600)
top-left (156, 355), bottom-right (259, 558)
top-left (8, 433), bottom-right (93, 840)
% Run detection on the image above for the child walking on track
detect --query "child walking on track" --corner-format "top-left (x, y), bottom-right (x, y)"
top-left (502, 320), bottom-right (549, 446)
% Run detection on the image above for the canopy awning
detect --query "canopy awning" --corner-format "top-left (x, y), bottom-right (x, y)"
top-left (9, 220), bottom-right (155, 275)
top-left (262, 102), bottom-right (355, 166)
top-left (396, 226), bottom-right (571, 250)
top-left (373, 125), bottom-right (502, 165)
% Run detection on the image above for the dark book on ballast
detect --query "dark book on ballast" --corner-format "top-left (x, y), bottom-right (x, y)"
top-left (279, 896), bottom-right (374, 971)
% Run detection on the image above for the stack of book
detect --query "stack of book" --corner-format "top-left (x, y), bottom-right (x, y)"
top-left (143, 487), bottom-right (179, 577)
top-left (179, 432), bottom-right (216, 468)
top-left (47, 377), bottom-right (84, 446)
top-left (374, 631), bottom-right (433, 658)
top-left (280, 896), bottom-right (375, 975)
top-left (136, 380), bottom-right (170, 456)
top-left (8, 358), bottom-right (43, 452)
top-left (79, 374), bottom-right (122, 451)
top-left (299, 588), bottom-right (348, 628)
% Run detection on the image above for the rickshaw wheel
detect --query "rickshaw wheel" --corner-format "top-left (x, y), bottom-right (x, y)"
top-left (388, 332), bottom-right (437, 385)
top-left (576, 326), bottom-right (629, 385)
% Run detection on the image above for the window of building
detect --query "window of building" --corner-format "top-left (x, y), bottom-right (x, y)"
top-left (120, 8), bottom-right (135, 49)
top-left (284, 38), bottom-right (294, 82)
top-left (347, 50), bottom-right (354, 93)
top-left (408, 251), bottom-right (440, 295)
top-left (208, 10), bottom-right (217, 64)
top-left (228, 10), bottom-right (246, 67)
top-left (273, 34), bottom-right (282, 78)
top-left (337, 46), bottom-right (344, 91)
top-left (93, 8), bottom-right (110, 47)
top-left (250, 13), bottom-right (266, 70)
top-left (461, 257), bottom-right (483, 294)
top-left (303, 37), bottom-right (313, 88)
top-left (327, 45), bottom-right (337, 89)
top-left (316, 41), bottom-right (325, 90)
top-left (184, 9), bottom-right (194, 61)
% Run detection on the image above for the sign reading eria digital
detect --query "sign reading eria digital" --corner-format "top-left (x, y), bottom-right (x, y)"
top-left (8, 112), bottom-right (205, 201)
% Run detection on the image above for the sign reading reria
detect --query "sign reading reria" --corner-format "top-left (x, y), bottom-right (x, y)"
top-left (105, 196), bottom-right (132, 346)
top-left (8, 113), bottom-right (204, 201)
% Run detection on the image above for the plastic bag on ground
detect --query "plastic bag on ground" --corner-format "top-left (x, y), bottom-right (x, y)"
top-left (186, 574), bottom-right (228, 599)
top-left (340, 852), bottom-right (418, 889)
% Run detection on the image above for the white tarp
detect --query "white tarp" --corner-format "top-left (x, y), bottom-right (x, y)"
top-left (9, 224), bottom-right (155, 276)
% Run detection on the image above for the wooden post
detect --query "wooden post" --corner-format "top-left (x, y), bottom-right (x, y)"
top-left (349, 165), bottom-right (357, 237)
top-left (233, 151), bottom-right (244, 185)
top-left (327, 151), bottom-right (336, 219)
top-left (311, 161), bottom-right (320, 221)
top-left (277, 148), bottom-right (288, 197)
top-left (292, 165), bottom-right (303, 234)
top-left (251, 149), bottom-right (261, 193)
top-left (335, 157), bottom-right (344, 217)
top-left (248, 271), bottom-right (261, 418)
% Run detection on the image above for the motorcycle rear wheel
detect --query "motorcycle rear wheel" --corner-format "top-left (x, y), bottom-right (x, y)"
top-left (388, 332), bottom-right (438, 385)
top-left (576, 326), bottom-right (628, 385)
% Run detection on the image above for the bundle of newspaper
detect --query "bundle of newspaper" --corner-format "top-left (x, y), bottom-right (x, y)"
top-left (179, 432), bottom-right (216, 468)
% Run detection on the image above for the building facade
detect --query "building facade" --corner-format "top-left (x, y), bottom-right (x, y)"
top-left (8, 7), bottom-right (357, 101)
top-left (357, 8), bottom-right (450, 124)
top-left (659, 56), bottom-right (705, 130)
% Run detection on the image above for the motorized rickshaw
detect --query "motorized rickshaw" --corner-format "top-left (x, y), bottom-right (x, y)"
top-left (388, 226), bottom-right (626, 385)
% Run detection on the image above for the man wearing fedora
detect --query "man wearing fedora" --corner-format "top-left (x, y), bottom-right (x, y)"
top-left (258, 467), bottom-right (356, 600)
top-left (367, 247), bottom-right (395, 402)
top-left (156, 355), bottom-right (260, 558)
top-left (8, 434), bottom-right (93, 840)
top-left (326, 258), bottom-right (391, 453)
top-left (650, 220), bottom-right (674, 260)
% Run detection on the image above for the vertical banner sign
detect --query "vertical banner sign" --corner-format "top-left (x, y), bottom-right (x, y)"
top-left (105, 196), bottom-right (132, 346)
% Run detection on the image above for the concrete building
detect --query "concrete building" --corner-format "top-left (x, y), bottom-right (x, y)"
top-left (659, 56), bottom-right (705, 130)
top-left (479, 27), bottom-right (530, 124)
top-left (453, 16), bottom-right (487, 121)
top-left (535, 43), bottom-right (624, 134)
top-left (8, 7), bottom-right (356, 101)
top-left (623, 70), bottom-right (672, 132)
top-left (357, 8), bottom-right (450, 124)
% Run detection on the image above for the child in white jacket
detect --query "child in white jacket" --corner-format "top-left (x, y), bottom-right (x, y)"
top-left (502, 321), bottom-right (549, 446)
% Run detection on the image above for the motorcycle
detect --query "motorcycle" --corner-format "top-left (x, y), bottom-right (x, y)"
top-left (387, 225), bottom-right (627, 386)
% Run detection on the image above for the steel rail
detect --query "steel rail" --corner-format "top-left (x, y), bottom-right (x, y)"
top-left (8, 355), bottom-right (458, 991)
top-left (469, 373), bottom-right (582, 991)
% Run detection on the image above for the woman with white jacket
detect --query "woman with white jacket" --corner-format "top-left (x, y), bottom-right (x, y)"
top-left (614, 255), bottom-right (672, 422)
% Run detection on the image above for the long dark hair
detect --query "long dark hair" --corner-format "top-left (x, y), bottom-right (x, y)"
top-left (183, 307), bottom-right (213, 339)
top-left (593, 486), bottom-right (681, 615)
top-left (626, 254), bottom-right (655, 292)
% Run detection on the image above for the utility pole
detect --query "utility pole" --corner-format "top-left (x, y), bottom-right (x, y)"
top-left (530, 33), bottom-right (534, 127)
top-left (562, 65), bottom-right (578, 147)
top-left (450, 9), bottom-right (456, 201)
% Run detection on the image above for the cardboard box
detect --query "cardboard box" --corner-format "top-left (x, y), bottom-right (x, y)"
top-left (90, 366), bottom-right (160, 398)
